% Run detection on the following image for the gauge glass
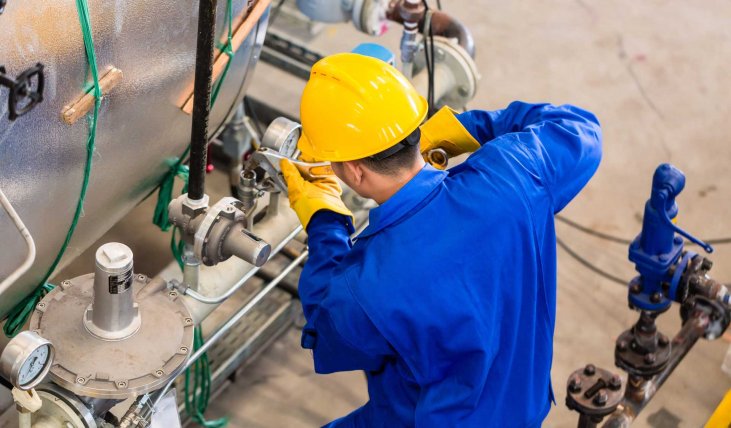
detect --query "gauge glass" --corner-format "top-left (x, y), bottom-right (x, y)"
top-left (278, 129), bottom-right (300, 158)
top-left (18, 345), bottom-right (50, 387)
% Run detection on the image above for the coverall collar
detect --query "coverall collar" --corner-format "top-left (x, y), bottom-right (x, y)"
top-left (358, 165), bottom-right (447, 238)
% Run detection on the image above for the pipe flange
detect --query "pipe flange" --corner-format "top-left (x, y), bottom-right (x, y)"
top-left (193, 197), bottom-right (244, 264)
top-left (681, 296), bottom-right (730, 340)
top-left (614, 327), bottom-right (671, 377)
top-left (413, 35), bottom-right (480, 109)
top-left (566, 364), bottom-right (623, 419)
top-left (35, 384), bottom-right (97, 428)
top-left (29, 275), bottom-right (194, 399)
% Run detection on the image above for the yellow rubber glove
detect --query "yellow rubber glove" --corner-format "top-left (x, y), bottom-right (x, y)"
top-left (280, 159), bottom-right (354, 230)
top-left (419, 106), bottom-right (481, 169)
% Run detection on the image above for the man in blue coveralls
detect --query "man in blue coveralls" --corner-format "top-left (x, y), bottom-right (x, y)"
top-left (280, 53), bottom-right (602, 427)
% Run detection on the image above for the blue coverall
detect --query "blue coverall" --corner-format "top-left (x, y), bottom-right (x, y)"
top-left (299, 102), bottom-right (602, 427)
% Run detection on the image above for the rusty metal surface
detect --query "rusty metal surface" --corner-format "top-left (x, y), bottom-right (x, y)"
top-left (0, 1), bottom-right (269, 318)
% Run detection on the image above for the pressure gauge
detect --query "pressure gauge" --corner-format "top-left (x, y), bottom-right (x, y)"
top-left (0, 331), bottom-right (54, 390)
top-left (261, 117), bottom-right (302, 159)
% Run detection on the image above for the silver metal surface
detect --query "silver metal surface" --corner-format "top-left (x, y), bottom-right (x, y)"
top-left (0, 331), bottom-right (54, 390)
top-left (35, 384), bottom-right (97, 428)
top-left (177, 224), bottom-right (303, 304)
top-left (0, 1), bottom-right (271, 318)
top-left (84, 243), bottom-right (141, 341)
top-left (30, 275), bottom-right (194, 399)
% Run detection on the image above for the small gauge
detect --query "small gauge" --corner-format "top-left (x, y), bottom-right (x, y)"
top-left (261, 117), bottom-right (302, 159)
top-left (0, 331), bottom-right (54, 390)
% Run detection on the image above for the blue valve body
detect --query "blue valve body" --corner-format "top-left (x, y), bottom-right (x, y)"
top-left (629, 164), bottom-right (687, 311)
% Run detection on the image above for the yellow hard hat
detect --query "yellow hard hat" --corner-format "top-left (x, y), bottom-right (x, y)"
top-left (298, 53), bottom-right (428, 162)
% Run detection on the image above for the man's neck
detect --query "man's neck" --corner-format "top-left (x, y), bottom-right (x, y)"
top-left (372, 160), bottom-right (426, 204)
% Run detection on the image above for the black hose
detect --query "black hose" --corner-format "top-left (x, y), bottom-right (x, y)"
top-left (188, 0), bottom-right (218, 200)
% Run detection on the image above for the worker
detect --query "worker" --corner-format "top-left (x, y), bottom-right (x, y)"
top-left (280, 53), bottom-right (602, 427)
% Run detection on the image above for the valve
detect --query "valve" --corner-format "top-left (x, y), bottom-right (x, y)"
top-left (628, 163), bottom-right (714, 312)
top-left (0, 63), bottom-right (44, 121)
top-left (168, 194), bottom-right (271, 267)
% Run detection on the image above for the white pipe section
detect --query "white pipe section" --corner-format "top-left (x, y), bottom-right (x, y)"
top-left (156, 195), bottom-right (302, 324)
top-left (411, 61), bottom-right (458, 107)
top-left (0, 187), bottom-right (36, 295)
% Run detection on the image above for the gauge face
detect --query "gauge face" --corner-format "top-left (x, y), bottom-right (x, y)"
top-left (261, 117), bottom-right (302, 158)
top-left (18, 344), bottom-right (50, 387)
top-left (278, 130), bottom-right (300, 158)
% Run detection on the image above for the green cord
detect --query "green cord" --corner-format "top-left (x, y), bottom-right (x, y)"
top-left (184, 327), bottom-right (229, 428)
top-left (3, 0), bottom-right (101, 338)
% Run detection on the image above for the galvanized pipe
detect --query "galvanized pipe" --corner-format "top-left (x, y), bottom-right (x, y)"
top-left (188, 0), bottom-right (218, 201)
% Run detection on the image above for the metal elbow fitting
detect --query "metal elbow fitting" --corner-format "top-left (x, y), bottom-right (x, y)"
top-left (168, 194), bottom-right (271, 267)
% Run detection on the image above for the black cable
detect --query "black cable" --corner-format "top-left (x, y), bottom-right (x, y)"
top-left (556, 215), bottom-right (632, 245)
top-left (556, 215), bottom-right (731, 247)
top-left (421, 0), bottom-right (436, 116)
top-left (556, 236), bottom-right (629, 286)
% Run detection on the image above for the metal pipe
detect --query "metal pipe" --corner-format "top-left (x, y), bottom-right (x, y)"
top-left (177, 225), bottom-right (303, 304)
top-left (152, 250), bottom-right (309, 409)
top-left (602, 315), bottom-right (708, 427)
top-left (187, 0), bottom-right (218, 201)
top-left (0, 186), bottom-right (36, 294)
top-left (428, 11), bottom-right (475, 58)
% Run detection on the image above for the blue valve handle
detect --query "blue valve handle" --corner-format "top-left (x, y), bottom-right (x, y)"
top-left (628, 163), bottom-right (713, 311)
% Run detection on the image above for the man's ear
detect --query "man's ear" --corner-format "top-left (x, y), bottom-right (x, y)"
top-left (343, 160), bottom-right (364, 186)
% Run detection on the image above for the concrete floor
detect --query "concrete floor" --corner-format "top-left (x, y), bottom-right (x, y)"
top-left (54, 0), bottom-right (731, 427)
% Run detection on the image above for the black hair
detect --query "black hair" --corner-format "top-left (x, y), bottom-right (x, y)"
top-left (358, 128), bottom-right (421, 176)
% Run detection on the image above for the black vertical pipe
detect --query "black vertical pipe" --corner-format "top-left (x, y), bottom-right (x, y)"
top-left (188, 0), bottom-right (218, 201)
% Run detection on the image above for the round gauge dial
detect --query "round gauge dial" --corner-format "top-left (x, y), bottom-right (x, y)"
top-left (0, 331), bottom-right (54, 390)
top-left (18, 344), bottom-right (50, 387)
top-left (261, 117), bottom-right (302, 158)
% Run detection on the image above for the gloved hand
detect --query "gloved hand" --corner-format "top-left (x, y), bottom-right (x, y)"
top-left (280, 159), bottom-right (354, 230)
top-left (419, 106), bottom-right (481, 169)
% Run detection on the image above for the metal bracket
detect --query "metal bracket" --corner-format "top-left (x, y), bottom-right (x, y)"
top-left (0, 63), bottom-right (44, 121)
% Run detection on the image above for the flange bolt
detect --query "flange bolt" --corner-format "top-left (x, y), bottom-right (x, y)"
top-left (583, 364), bottom-right (596, 376)
top-left (608, 375), bottom-right (622, 391)
top-left (593, 391), bottom-right (608, 407)
top-left (644, 353), bottom-right (656, 365)
top-left (568, 375), bottom-right (582, 393)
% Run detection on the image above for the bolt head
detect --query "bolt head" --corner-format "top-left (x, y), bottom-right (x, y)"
top-left (568, 375), bottom-right (582, 393)
top-left (651, 292), bottom-right (663, 303)
top-left (702, 258), bottom-right (714, 271)
top-left (583, 364), bottom-right (596, 376)
top-left (609, 375), bottom-right (622, 391)
top-left (644, 353), bottom-right (656, 364)
top-left (674, 236), bottom-right (683, 245)
top-left (658, 334), bottom-right (669, 347)
top-left (630, 283), bottom-right (642, 294)
top-left (616, 340), bottom-right (628, 352)
top-left (593, 391), bottom-right (608, 406)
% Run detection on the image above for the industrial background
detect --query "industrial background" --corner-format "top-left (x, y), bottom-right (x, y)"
top-left (0, 0), bottom-right (729, 427)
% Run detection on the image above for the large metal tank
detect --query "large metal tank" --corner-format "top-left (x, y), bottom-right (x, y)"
top-left (0, 0), bottom-right (270, 318)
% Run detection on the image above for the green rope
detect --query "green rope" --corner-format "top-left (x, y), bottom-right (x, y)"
top-left (3, 0), bottom-right (101, 338)
top-left (184, 327), bottom-right (229, 428)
